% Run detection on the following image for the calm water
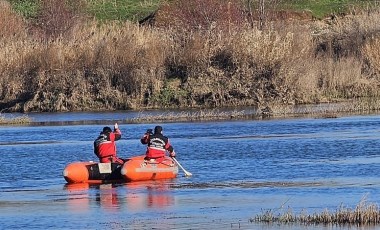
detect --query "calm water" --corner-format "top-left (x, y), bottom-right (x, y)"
top-left (2, 111), bottom-right (380, 229)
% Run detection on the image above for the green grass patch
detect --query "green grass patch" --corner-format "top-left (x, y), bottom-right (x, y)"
top-left (8, 0), bottom-right (40, 18)
top-left (279, 0), bottom-right (378, 18)
top-left (85, 0), bottom-right (165, 21)
top-left (8, 0), bottom-right (380, 21)
top-left (8, 0), bottom-right (165, 21)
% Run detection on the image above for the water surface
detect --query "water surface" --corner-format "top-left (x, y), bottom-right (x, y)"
top-left (1, 112), bottom-right (380, 229)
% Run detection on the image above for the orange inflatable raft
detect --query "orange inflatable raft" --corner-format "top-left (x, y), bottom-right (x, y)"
top-left (121, 155), bottom-right (178, 181)
top-left (63, 155), bottom-right (178, 184)
top-left (63, 161), bottom-right (124, 184)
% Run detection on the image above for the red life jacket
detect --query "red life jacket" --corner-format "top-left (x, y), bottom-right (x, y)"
top-left (145, 133), bottom-right (173, 159)
top-left (94, 129), bottom-right (122, 163)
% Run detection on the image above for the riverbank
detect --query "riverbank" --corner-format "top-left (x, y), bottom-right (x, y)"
top-left (2, 98), bottom-right (380, 125)
top-left (1, 1), bottom-right (380, 113)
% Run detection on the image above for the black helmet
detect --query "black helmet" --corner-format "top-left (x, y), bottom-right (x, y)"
top-left (102, 126), bottom-right (112, 133)
top-left (154, 126), bottom-right (163, 134)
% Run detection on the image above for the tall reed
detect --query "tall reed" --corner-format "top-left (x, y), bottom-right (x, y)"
top-left (1, 0), bottom-right (380, 113)
top-left (252, 200), bottom-right (380, 226)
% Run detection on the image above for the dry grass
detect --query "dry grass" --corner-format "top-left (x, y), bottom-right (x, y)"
top-left (0, 16), bottom-right (175, 111)
top-left (0, 113), bottom-right (32, 124)
top-left (252, 199), bottom-right (380, 226)
top-left (126, 98), bottom-right (380, 123)
top-left (127, 109), bottom-right (246, 123)
top-left (0, 0), bottom-right (27, 39)
top-left (363, 36), bottom-right (380, 78)
top-left (259, 97), bottom-right (380, 118)
top-left (1, 1), bottom-right (380, 112)
top-left (232, 29), bottom-right (295, 69)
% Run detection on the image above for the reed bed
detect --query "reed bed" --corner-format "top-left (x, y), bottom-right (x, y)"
top-left (126, 97), bottom-right (380, 123)
top-left (252, 200), bottom-right (380, 226)
top-left (0, 113), bottom-right (32, 124)
top-left (1, 0), bottom-right (380, 113)
top-left (127, 109), bottom-right (247, 123)
top-left (264, 97), bottom-right (380, 118)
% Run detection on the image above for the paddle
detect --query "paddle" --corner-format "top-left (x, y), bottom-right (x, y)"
top-left (172, 157), bottom-right (192, 177)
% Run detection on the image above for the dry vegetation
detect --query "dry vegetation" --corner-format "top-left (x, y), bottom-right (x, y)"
top-left (127, 109), bottom-right (246, 123)
top-left (0, 113), bottom-right (31, 124)
top-left (1, 0), bottom-right (380, 115)
top-left (252, 199), bottom-right (380, 226)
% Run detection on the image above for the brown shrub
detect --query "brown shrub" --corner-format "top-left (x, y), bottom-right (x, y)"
top-left (313, 8), bottom-right (380, 60)
top-left (152, 0), bottom-right (246, 32)
top-left (0, 0), bottom-right (27, 39)
top-left (31, 0), bottom-right (86, 40)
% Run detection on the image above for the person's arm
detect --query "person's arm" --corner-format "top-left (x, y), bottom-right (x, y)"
top-left (165, 139), bottom-right (175, 157)
top-left (114, 123), bottom-right (121, 141)
top-left (140, 129), bottom-right (152, 144)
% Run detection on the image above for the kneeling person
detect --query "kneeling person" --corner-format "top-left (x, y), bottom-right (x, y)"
top-left (141, 126), bottom-right (176, 162)
top-left (94, 123), bottom-right (126, 164)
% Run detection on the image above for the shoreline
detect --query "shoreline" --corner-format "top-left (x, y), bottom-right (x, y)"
top-left (2, 101), bottom-right (380, 126)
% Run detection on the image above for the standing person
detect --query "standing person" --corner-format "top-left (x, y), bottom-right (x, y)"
top-left (94, 123), bottom-right (125, 164)
top-left (140, 125), bottom-right (176, 162)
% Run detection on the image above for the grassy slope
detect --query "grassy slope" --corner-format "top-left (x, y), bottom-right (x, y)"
top-left (85, 0), bottom-right (165, 21)
top-left (283, 0), bottom-right (376, 18)
top-left (8, 0), bottom-right (39, 18)
top-left (8, 0), bottom-right (165, 21)
top-left (7, 0), bottom-right (377, 21)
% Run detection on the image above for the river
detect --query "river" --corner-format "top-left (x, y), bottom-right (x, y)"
top-left (1, 111), bottom-right (380, 229)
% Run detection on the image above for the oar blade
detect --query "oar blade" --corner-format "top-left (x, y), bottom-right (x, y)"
top-left (172, 157), bottom-right (192, 177)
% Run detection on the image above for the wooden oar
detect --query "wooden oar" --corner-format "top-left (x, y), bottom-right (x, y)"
top-left (172, 157), bottom-right (192, 177)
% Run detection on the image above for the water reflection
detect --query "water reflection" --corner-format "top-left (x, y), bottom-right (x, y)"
top-left (64, 183), bottom-right (91, 213)
top-left (64, 181), bottom-right (175, 213)
top-left (96, 184), bottom-right (121, 211)
top-left (125, 181), bottom-right (175, 212)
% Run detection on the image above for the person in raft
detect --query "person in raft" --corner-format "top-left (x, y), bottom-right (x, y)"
top-left (94, 123), bottom-right (125, 164)
top-left (140, 125), bottom-right (176, 162)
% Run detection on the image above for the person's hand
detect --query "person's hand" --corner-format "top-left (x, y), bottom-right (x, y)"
top-left (170, 151), bottom-right (176, 158)
top-left (114, 123), bottom-right (119, 129)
